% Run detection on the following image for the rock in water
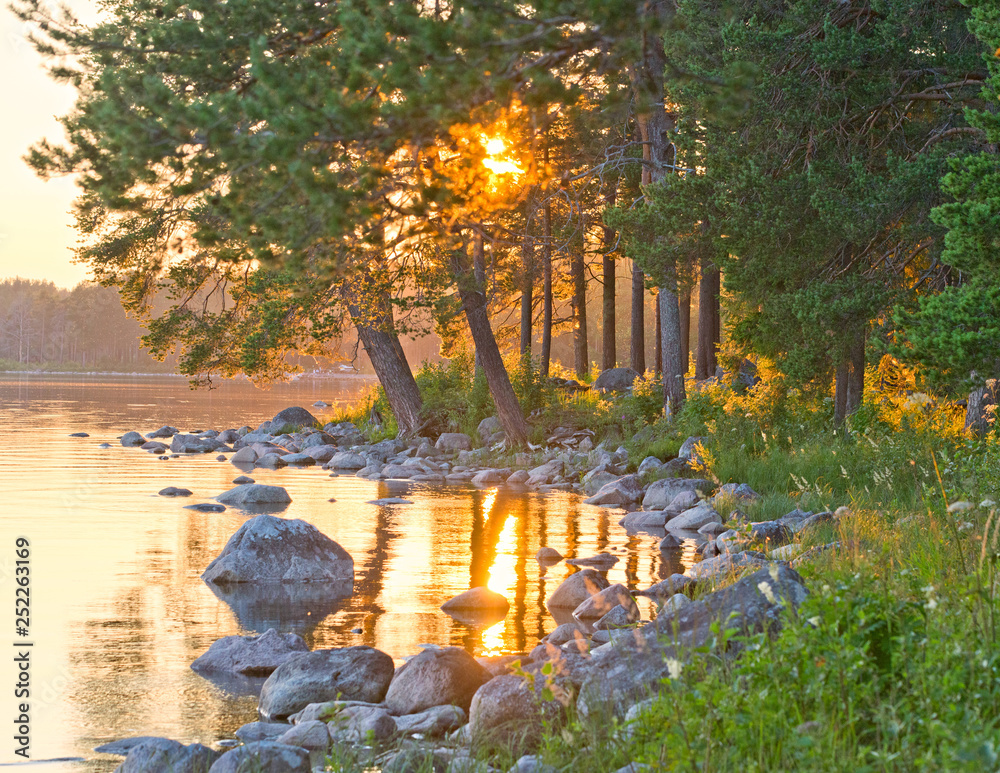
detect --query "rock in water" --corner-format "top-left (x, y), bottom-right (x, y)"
top-left (209, 741), bottom-right (311, 773)
top-left (385, 646), bottom-right (491, 714)
top-left (546, 569), bottom-right (610, 610)
top-left (201, 514), bottom-right (354, 585)
top-left (270, 407), bottom-right (319, 429)
top-left (258, 647), bottom-right (395, 720)
top-left (216, 483), bottom-right (291, 506)
top-left (113, 738), bottom-right (219, 773)
top-left (120, 431), bottom-right (145, 447)
top-left (158, 487), bottom-right (192, 497)
top-left (190, 628), bottom-right (309, 677)
top-left (441, 587), bottom-right (510, 613)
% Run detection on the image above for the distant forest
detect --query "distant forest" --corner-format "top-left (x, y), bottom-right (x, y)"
top-left (0, 277), bottom-right (450, 374)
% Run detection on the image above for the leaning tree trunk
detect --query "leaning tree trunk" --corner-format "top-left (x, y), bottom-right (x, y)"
top-left (342, 277), bottom-right (423, 437)
top-left (452, 243), bottom-right (529, 447)
top-left (633, 0), bottom-right (683, 414)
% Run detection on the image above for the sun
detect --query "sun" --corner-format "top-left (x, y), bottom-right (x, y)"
top-left (484, 137), bottom-right (506, 156)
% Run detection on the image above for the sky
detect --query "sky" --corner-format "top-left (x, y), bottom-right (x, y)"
top-left (0, 1), bottom-right (93, 289)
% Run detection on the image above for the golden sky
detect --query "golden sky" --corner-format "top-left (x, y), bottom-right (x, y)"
top-left (1, 1), bottom-right (93, 289)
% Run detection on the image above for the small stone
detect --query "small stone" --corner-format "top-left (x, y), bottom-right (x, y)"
top-left (233, 475), bottom-right (255, 484)
top-left (120, 431), bottom-right (145, 447)
top-left (535, 547), bottom-right (563, 563)
top-left (184, 503), bottom-right (226, 512)
top-left (70, 432), bottom-right (89, 438)
top-left (158, 487), bottom-right (193, 497)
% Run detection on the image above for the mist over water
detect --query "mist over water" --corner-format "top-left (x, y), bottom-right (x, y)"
top-left (0, 374), bottom-right (679, 771)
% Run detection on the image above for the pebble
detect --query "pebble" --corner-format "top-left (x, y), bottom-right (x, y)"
top-left (183, 503), bottom-right (226, 513)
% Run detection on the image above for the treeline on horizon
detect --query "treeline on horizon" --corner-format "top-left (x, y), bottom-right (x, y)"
top-left (12, 0), bottom-right (1000, 440)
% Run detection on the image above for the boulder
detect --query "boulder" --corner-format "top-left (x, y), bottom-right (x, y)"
top-left (328, 451), bottom-right (367, 470)
top-left (300, 432), bottom-right (336, 449)
top-left (478, 416), bottom-right (502, 443)
top-left (534, 547), bottom-right (563, 563)
top-left (572, 584), bottom-right (638, 622)
top-left (280, 453), bottom-right (316, 466)
top-left (147, 425), bottom-right (178, 439)
top-left (507, 470), bottom-right (531, 485)
top-left (208, 741), bottom-right (311, 773)
top-left (258, 647), bottom-right (395, 720)
top-left (191, 628), bottom-right (309, 676)
top-left (714, 483), bottom-right (762, 505)
top-left (229, 446), bottom-right (258, 465)
top-left (255, 453), bottom-right (288, 469)
top-left (666, 502), bottom-right (722, 533)
top-left (304, 445), bottom-right (337, 463)
top-left (326, 705), bottom-right (397, 743)
top-left (684, 551), bottom-right (767, 583)
top-left (592, 367), bottom-right (640, 393)
top-left (620, 511), bottom-right (667, 530)
top-left (637, 456), bottom-right (663, 474)
top-left (141, 440), bottom-right (167, 451)
top-left (216, 484), bottom-right (292, 506)
top-left (274, 720), bottom-right (331, 751)
top-left (566, 553), bottom-right (619, 569)
top-left (576, 565), bottom-right (808, 718)
top-left (635, 575), bottom-right (694, 598)
top-left (201, 514), bottom-right (354, 585)
top-left (677, 436), bottom-right (708, 462)
top-left (472, 469), bottom-right (510, 487)
top-left (594, 605), bottom-right (635, 631)
top-left (642, 478), bottom-right (714, 510)
top-left (385, 646), bottom-right (491, 714)
top-left (441, 587), bottom-right (510, 614)
top-left (120, 431), bottom-right (146, 447)
top-left (394, 705), bottom-right (466, 736)
top-left (665, 489), bottom-right (701, 515)
top-left (436, 433), bottom-right (474, 452)
top-left (114, 738), bottom-right (219, 773)
top-left (468, 674), bottom-right (562, 750)
top-left (582, 470), bottom-right (619, 496)
top-left (170, 434), bottom-right (218, 453)
top-left (95, 737), bottom-right (166, 755)
top-left (158, 487), bottom-right (192, 497)
top-left (583, 474), bottom-right (644, 507)
top-left (750, 521), bottom-right (793, 547)
top-left (271, 407), bottom-right (319, 429)
top-left (234, 722), bottom-right (290, 744)
top-left (526, 460), bottom-right (564, 487)
top-left (546, 569), bottom-right (610, 610)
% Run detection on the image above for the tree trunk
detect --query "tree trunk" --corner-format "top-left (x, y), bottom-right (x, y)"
top-left (695, 262), bottom-right (720, 380)
top-left (473, 231), bottom-right (487, 374)
top-left (520, 237), bottom-right (534, 358)
top-left (342, 278), bottom-right (423, 437)
top-left (540, 200), bottom-right (553, 378)
top-left (966, 379), bottom-right (999, 436)
top-left (834, 329), bottom-right (866, 424)
top-left (602, 254), bottom-right (616, 371)
top-left (631, 264), bottom-right (645, 373)
top-left (453, 243), bottom-right (529, 447)
top-left (679, 287), bottom-right (691, 374)
top-left (633, 0), bottom-right (682, 413)
top-left (572, 243), bottom-right (588, 379)
top-left (659, 288), bottom-right (686, 415)
top-left (654, 289), bottom-right (662, 376)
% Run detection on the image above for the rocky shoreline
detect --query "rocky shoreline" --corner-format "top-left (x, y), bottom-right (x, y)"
top-left (99, 405), bottom-right (842, 773)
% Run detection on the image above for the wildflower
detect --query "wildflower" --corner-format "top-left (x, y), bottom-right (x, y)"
top-left (666, 658), bottom-right (683, 680)
top-left (808, 616), bottom-right (821, 627)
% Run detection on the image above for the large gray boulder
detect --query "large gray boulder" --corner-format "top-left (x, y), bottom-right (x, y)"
top-left (394, 705), bottom-right (466, 736)
top-left (576, 565), bottom-right (808, 717)
top-left (274, 720), bottom-right (331, 751)
top-left (328, 451), bottom-right (367, 470)
top-left (190, 628), bottom-right (308, 677)
top-left (642, 478), bottom-right (714, 510)
top-left (216, 483), bottom-right (292, 506)
top-left (526, 459), bottom-right (564, 487)
top-left (583, 474), bottom-right (644, 507)
top-left (326, 705), bottom-right (397, 743)
top-left (666, 502), bottom-right (722, 533)
top-left (478, 416), bottom-right (503, 443)
top-left (271, 407), bottom-right (319, 429)
top-left (385, 646), bottom-right (492, 714)
top-left (258, 647), bottom-right (395, 720)
top-left (685, 551), bottom-right (767, 583)
top-left (572, 584), bottom-right (639, 623)
top-left (436, 433), bottom-right (473, 452)
top-left (468, 675), bottom-right (562, 751)
top-left (114, 738), bottom-right (219, 773)
top-left (230, 446), bottom-right (258, 465)
top-left (593, 367), bottom-right (640, 393)
top-left (209, 742), bottom-right (311, 773)
top-left (546, 569), bottom-right (610, 611)
top-left (201, 514), bottom-right (354, 585)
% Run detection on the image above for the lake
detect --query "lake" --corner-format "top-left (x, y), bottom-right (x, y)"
top-left (0, 374), bottom-right (682, 771)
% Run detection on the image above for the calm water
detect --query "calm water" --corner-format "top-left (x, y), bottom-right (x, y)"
top-left (0, 374), bottom-right (679, 771)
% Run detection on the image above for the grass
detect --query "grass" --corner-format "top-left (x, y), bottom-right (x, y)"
top-left (333, 354), bottom-right (1000, 772)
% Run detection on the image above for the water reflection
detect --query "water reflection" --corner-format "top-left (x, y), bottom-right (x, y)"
top-left (0, 375), bottom-right (681, 771)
